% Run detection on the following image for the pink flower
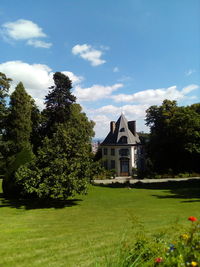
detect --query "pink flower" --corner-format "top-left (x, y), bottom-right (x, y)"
top-left (188, 216), bottom-right (198, 222)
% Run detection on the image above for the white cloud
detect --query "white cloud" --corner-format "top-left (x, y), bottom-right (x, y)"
top-left (0, 61), bottom-right (82, 109)
top-left (90, 114), bottom-right (111, 139)
top-left (113, 67), bottom-right (119, 72)
top-left (72, 44), bottom-right (106, 66)
top-left (88, 84), bottom-right (199, 138)
top-left (185, 69), bottom-right (196, 76)
top-left (94, 104), bottom-right (148, 118)
top-left (1, 19), bottom-right (51, 49)
top-left (2, 19), bottom-right (46, 40)
top-left (111, 85), bottom-right (199, 105)
top-left (62, 71), bottom-right (83, 85)
top-left (1, 59), bottom-right (198, 139)
top-left (74, 83), bottom-right (123, 102)
top-left (181, 84), bottom-right (199, 94)
top-left (27, 39), bottom-right (52, 48)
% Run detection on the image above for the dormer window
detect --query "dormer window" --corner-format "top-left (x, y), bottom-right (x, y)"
top-left (120, 128), bottom-right (125, 132)
top-left (118, 136), bottom-right (127, 144)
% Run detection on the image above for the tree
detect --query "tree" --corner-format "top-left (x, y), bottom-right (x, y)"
top-left (145, 100), bottom-right (200, 174)
top-left (169, 106), bottom-right (200, 172)
top-left (30, 99), bottom-right (41, 154)
top-left (41, 72), bottom-right (76, 137)
top-left (16, 103), bottom-right (95, 200)
top-left (6, 82), bottom-right (33, 152)
top-left (145, 100), bottom-right (178, 173)
top-left (0, 72), bottom-right (12, 135)
top-left (0, 72), bottom-right (12, 175)
top-left (2, 82), bottom-right (34, 196)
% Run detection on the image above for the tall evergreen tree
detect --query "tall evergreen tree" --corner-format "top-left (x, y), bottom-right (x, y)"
top-left (30, 99), bottom-right (41, 153)
top-left (0, 72), bottom-right (12, 134)
top-left (0, 72), bottom-right (12, 175)
top-left (42, 72), bottom-right (76, 137)
top-left (6, 82), bottom-right (33, 152)
top-left (3, 82), bottom-right (34, 196)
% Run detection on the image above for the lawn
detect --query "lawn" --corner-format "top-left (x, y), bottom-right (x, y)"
top-left (0, 179), bottom-right (199, 267)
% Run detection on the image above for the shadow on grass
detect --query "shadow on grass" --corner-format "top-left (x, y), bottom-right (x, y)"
top-left (151, 187), bottom-right (200, 203)
top-left (0, 193), bottom-right (82, 209)
top-left (93, 179), bottom-right (200, 202)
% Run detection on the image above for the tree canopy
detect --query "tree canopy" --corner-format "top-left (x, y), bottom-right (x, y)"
top-left (146, 100), bottom-right (200, 174)
top-left (13, 73), bottom-right (94, 200)
top-left (42, 72), bottom-right (76, 137)
top-left (16, 103), bottom-right (94, 199)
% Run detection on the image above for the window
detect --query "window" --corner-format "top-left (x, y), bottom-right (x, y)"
top-left (103, 148), bottom-right (107, 155)
top-left (119, 149), bottom-right (129, 156)
top-left (120, 128), bottom-right (125, 132)
top-left (111, 160), bottom-right (115, 169)
top-left (111, 148), bottom-right (115, 156)
top-left (118, 136), bottom-right (127, 144)
top-left (103, 160), bottom-right (108, 169)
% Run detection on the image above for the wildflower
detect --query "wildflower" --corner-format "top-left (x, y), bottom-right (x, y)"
top-left (181, 234), bottom-right (189, 240)
top-left (155, 257), bottom-right (163, 263)
top-left (188, 216), bottom-right (198, 222)
top-left (191, 261), bottom-right (198, 267)
top-left (169, 244), bottom-right (175, 252)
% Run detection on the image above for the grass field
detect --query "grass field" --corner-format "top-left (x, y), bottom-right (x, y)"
top-left (0, 179), bottom-right (199, 267)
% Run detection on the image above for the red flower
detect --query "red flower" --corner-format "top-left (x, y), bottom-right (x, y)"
top-left (155, 257), bottom-right (163, 263)
top-left (188, 216), bottom-right (198, 222)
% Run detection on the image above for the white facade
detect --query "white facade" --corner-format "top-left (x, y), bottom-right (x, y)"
top-left (100, 114), bottom-right (142, 177)
top-left (101, 145), bottom-right (139, 176)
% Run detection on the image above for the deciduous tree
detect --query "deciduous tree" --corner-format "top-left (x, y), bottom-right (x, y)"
top-left (145, 100), bottom-right (200, 174)
top-left (16, 103), bottom-right (95, 199)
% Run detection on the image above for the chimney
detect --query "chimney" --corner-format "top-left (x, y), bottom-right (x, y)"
top-left (128, 121), bottom-right (136, 135)
top-left (110, 121), bottom-right (116, 133)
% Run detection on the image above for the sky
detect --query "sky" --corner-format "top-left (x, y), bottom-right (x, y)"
top-left (0, 0), bottom-right (200, 139)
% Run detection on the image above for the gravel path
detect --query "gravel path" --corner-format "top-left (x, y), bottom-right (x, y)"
top-left (92, 177), bottom-right (200, 185)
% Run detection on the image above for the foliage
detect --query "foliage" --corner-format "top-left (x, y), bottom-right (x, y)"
top-left (2, 82), bottom-right (34, 196)
top-left (30, 99), bottom-right (41, 153)
top-left (5, 82), bottom-right (33, 153)
top-left (107, 217), bottom-right (200, 267)
top-left (0, 72), bottom-right (12, 175)
top-left (92, 159), bottom-right (117, 180)
top-left (159, 218), bottom-right (200, 266)
top-left (41, 72), bottom-right (76, 138)
top-left (15, 104), bottom-right (94, 200)
top-left (1, 71), bottom-right (94, 200)
top-left (0, 72), bottom-right (12, 134)
top-left (145, 100), bottom-right (200, 174)
top-left (2, 148), bottom-right (34, 197)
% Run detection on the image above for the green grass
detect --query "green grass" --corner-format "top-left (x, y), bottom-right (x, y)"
top-left (0, 180), bottom-right (199, 267)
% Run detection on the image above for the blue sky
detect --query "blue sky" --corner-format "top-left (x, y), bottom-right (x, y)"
top-left (0, 0), bottom-right (199, 138)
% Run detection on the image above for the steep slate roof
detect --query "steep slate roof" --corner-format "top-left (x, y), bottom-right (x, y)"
top-left (101, 114), bottom-right (140, 145)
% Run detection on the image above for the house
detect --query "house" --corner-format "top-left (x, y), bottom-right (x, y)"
top-left (100, 114), bottom-right (143, 177)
